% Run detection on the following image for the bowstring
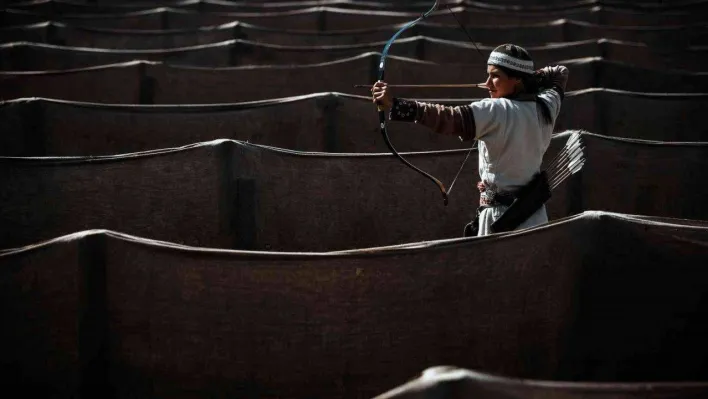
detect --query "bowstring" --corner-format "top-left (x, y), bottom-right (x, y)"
top-left (446, 143), bottom-right (475, 195)
top-left (443, 5), bottom-right (483, 196)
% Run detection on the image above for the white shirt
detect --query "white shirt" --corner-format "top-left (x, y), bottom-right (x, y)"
top-left (470, 89), bottom-right (562, 193)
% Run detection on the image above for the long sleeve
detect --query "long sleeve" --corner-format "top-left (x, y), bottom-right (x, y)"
top-left (388, 98), bottom-right (476, 141)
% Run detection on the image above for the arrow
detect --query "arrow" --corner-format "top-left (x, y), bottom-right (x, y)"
top-left (355, 83), bottom-right (488, 89)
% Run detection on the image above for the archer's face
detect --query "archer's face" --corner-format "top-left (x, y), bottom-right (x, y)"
top-left (484, 65), bottom-right (521, 99)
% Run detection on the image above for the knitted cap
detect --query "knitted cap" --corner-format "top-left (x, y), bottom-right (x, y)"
top-left (487, 44), bottom-right (534, 75)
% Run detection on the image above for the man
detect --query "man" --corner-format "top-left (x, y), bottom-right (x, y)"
top-left (372, 44), bottom-right (569, 236)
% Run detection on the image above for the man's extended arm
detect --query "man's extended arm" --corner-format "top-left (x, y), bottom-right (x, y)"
top-left (388, 98), bottom-right (476, 141)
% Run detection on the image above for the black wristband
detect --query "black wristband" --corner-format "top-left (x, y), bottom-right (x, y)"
top-left (389, 98), bottom-right (418, 122)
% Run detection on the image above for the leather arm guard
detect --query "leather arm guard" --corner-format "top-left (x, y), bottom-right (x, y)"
top-left (490, 171), bottom-right (551, 234)
top-left (389, 98), bottom-right (419, 122)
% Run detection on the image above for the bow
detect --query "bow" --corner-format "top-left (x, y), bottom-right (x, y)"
top-left (378, 0), bottom-right (447, 204)
top-left (377, 2), bottom-right (484, 206)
